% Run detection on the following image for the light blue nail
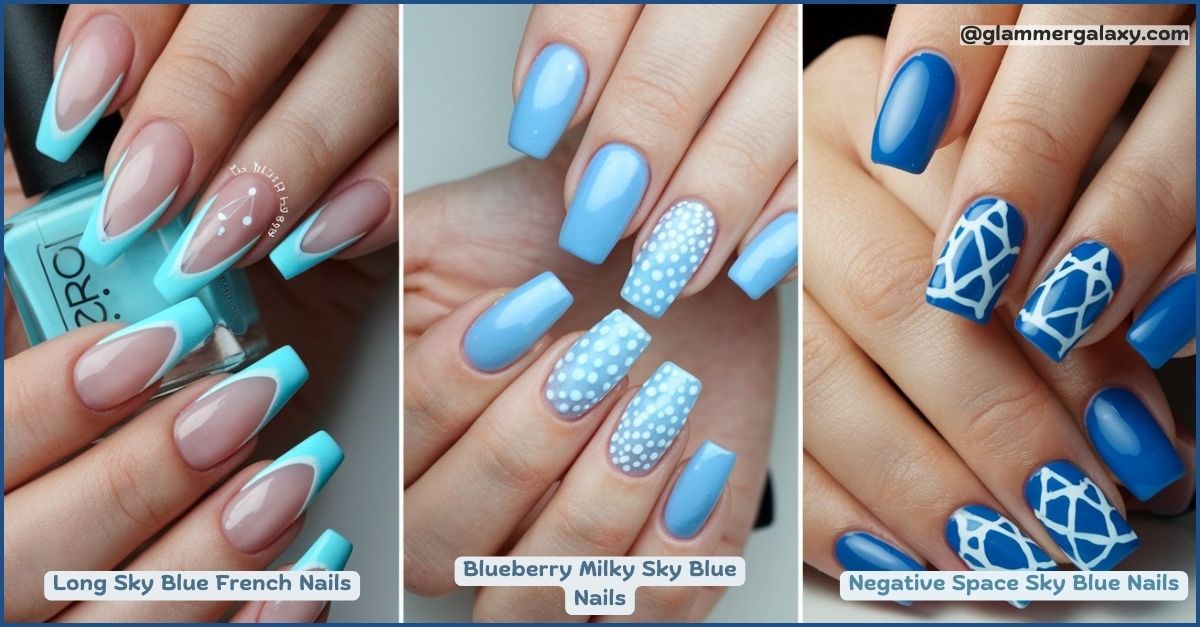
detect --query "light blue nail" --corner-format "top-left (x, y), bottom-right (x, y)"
top-left (663, 440), bottom-right (735, 538)
top-left (729, 212), bottom-right (798, 300)
top-left (269, 205), bottom-right (351, 280)
top-left (292, 529), bottom-right (352, 572)
top-left (153, 193), bottom-right (250, 304)
top-left (78, 150), bottom-right (178, 266)
top-left (247, 431), bottom-right (344, 511)
top-left (621, 200), bottom-right (715, 318)
top-left (508, 43), bottom-right (586, 159)
top-left (36, 46), bottom-right (124, 163)
top-left (544, 309), bottom-right (650, 419)
top-left (610, 361), bottom-right (701, 475)
top-left (559, 144), bottom-right (649, 264)
top-left (464, 272), bottom-right (573, 372)
top-left (96, 297), bottom-right (215, 382)
top-left (197, 345), bottom-right (308, 434)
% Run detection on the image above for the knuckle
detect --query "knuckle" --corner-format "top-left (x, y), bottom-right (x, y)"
top-left (474, 421), bottom-right (545, 498)
top-left (843, 239), bottom-right (929, 328)
top-left (1101, 160), bottom-right (1193, 232)
top-left (611, 62), bottom-right (699, 131)
top-left (157, 40), bottom-right (254, 120)
top-left (96, 448), bottom-right (171, 533)
top-left (403, 544), bottom-right (453, 597)
top-left (861, 443), bottom-right (943, 517)
top-left (975, 93), bottom-right (1077, 182)
top-left (270, 99), bottom-right (345, 176)
top-left (548, 494), bottom-right (629, 554)
top-left (802, 314), bottom-right (852, 405)
top-left (959, 375), bottom-right (1057, 464)
top-left (707, 122), bottom-right (782, 187)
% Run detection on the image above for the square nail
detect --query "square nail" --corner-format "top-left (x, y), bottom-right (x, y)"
top-left (559, 143), bottom-right (649, 264)
top-left (926, 197), bottom-right (1024, 323)
top-left (1015, 241), bottom-right (1122, 361)
top-left (464, 271), bottom-right (574, 372)
top-left (1025, 460), bottom-right (1138, 570)
top-left (835, 531), bottom-right (924, 606)
top-left (946, 504), bottom-right (1056, 609)
top-left (871, 51), bottom-right (955, 174)
top-left (663, 440), bottom-right (735, 538)
top-left (544, 309), bottom-right (650, 419)
top-left (1128, 273), bottom-right (1196, 369)
top-left (609, 361), bottom-right (701, 475)
top-left (508, 43), bottom-right (586, 159)
top-left (728, 212), bottom-right (798, 300)
top-left (1086, 388), bottom-right (1184, 501)
top-left (621, 200), bottom-right (715, 318)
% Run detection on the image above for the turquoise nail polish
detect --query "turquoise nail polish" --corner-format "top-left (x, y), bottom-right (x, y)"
top-left (202, 345), bottom-right (308, 427)
top-left (508, 43), bottom-right (586, 159)
top-left (464, 272), bottom-right (574, 372)
top-left (292, 529), bottom-right (352, 572)
top-left (248, 431), bottom-right (345, 507)
top-left (663, 440), bottom-right (735, 538)
top-left (77, 150), bottom-right (177, 266)
top-left (728, 212), bottom-right (798, 300)
top-left (559, 143), bottom-right (649, 264)
top-left (36, 45), bottom-right (124, 162)
top-left (96, 296), bottom-right (215, 379)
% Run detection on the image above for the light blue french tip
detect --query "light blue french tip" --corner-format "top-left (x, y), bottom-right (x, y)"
top-left (250, 431), bottom-right (344, 503)
top-left (544, 309), bottom-right (650, 419)
top-left (292, 529), bottom-right (352, 572)
top-left (728, 212), bottom-right (799, 300)
top-left (36, 47), bottom-right (123, 163)
top-left (663, 440), bottom-right (735, 538)
top-left (78, 151), bottom-right (176, 266)
top-left (202, 345), bottom-right (308, 433)
top-left (508, 43), bottom-right (586, 159)
top-left (464, 272), bottom-right (573, 372)
top-left (609, 361), bottom-right (701, 475)
top-left (268, 206), bottom-right (346, 280)
top-left (100, 297), bottom-right (215, 367)
top-left (621, 200), bottom-right (716, 318)
top-left (559, 143), bottom-right (649, 264)
top-left (153, 194), bottom-right (235, 304)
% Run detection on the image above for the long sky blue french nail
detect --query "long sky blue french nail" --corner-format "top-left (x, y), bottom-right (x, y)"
top-left (1025, 459), bottom-right (1138, 570)
top-left (835, 531), bottom-right (924, 606)
top-left (545, 309), bottom-right (650, 419)
top-left (1086, 387), bottom-right (1184, 501)
top-left (871, 51), bottom-right (955, 174)
top-left (621, 200), bottom-right (716, 318)
top-left (728, 212), bottom-right (798, 300)
top-left (292, 529), bottom-right (352, 572)
top-left (946, 504), bottom-right (1056, 609)
top-left (1128, 273), bottom-right (1196, 369)
top-left (663, 440), bottom-right (735, 538)
top-left (609, 361), bottom-right (701, 475)
top-left (1015, 241), bottom-right (1122, 362)
top-left (559, 143), bottom-right (649, 264)
top-left (463, 272), bottom-right (573, 372)
top-left (926, 198), bottom-right (1024, 323)
top-left (508, 43), bottom-right (587, 159)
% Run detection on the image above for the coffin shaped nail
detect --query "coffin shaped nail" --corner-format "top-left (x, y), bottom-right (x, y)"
top-left (663, 440), bottom-right (735, 538)
top-left (946, 504), bottom-right (1056, 609)
top-left (559, 143), bottom-right (649, 264)
top-left (1025, 460), bottom-right (1138, 570)
top-left (1086, 388), bottom-right (1184, 501)
top-left (609, 361), bottom-right (701, 475)
top-left (621, 200), bottom-right (716, 318)
top-left (835, 531), bottom-right (924, 606)
top-left (508, 43), bottom-right (586, 159)
top-left (871, 51), bottom-right (955, 174)
top-left (544, 309), bottom-right (650, 419)
top-left (1015, 241), bottom-right (1122, 361)
top-left (269, 180), bottom-right (391, 280)
top-left (728, 212), bottom-right (798, 300)
top-left (257, 529), bottom-right (352, 623)
top-left (926, 198), bottom-right (1024, 323)
top-left (1128, 273), bottom-right (1197, 369)
top-left (464, 272), bottom-right (573, 372)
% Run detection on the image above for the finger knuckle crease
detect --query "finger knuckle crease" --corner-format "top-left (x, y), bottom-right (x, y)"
top-left (844, 240), bottom-right (929, 327)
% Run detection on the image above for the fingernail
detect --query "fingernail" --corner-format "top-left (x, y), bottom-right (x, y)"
top-left (464, 272), bottom-right (573, 372)
top-left (835, 531), bottom-right (924, 606)
top-left (946, 504), bottom-right (1056, 609)
top-left (728, 212), bottom-right (798, 300)
top-left (73, 297), bottom-right (214, 410)
top-left (544, 309), bottom-right (650, 419)
top-left (154, 174), bottom-right (279, 303)
top-left (559, 143), bottom-right (649, 264)
top-left (621, 200), bottom-right (716, 318)
top-left (174, 346), bottom-right (309, 470)
top-left (609, 361), bottom-right (701, 475)
top-left (508, 43), bottom-right (586, 159)
top-left (1015, 241), bottom-right (1122, 361)
top-left (222, 431), bottom-right (344, 554)
top-left (1128, 273), bottom-right (1197, 369)
top-left (36, 14), bottom-right (133, 162)
top-left (79, 120), bottom-right (194, 266)
top-left (257, 529), bottom-right (352, 623)
top-left (1086, 388), bottom-right (1184, 501)
top-left (1025, 460), bottom-right (1139, 570)
top-left (663, 440), bottom-right (735, 538)
top-left (269, 180), bottom-right (391, 280)
top-left (926, 198), bottom-right (1024, 323)
top-left (871, 51), bottom-right (955, 174)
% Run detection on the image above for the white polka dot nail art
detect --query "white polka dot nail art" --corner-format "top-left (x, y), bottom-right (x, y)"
top-left (609, 361), bottom-right (701, 475)
top-left (544, 309), bottom-right (651, 419)
top-left (621, 199), bottom-right (716, 318)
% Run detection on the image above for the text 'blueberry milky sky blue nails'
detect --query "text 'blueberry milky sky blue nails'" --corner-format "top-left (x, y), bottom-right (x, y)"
top-left (544, 309), bottom-right (650, 419)
top-left (609, 361), bottom-right (701, 475)
top-left (621, 200), bottom-right (716, 318)
top-left (926, 197), bottom-right (1024, 323)
top-left (1016, 241), bottom-right (1122, 361)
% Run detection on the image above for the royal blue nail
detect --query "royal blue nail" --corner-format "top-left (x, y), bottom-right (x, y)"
top-left (559, 143), bottom-right (649, 264)
top-left (1025, 460), bottom-right (1138, 570)
top-left (1086, 388), bottom-right (1184, 501)
top-left (663, 440), bottom-right (735, 538)
top-left (1015, 241), bottom-right (1122, 361)
top-left (946, 504), bottom-right (1056, 609)
top-left (871, 51), bottom-right (955, 174)
top-left (508, 43), bottom-right (586, 159)
top-left (926, 198), bottom-right (1024, 323)
top-left (464, 272), bottom-right (573, 372)
top-left (835, 531), bottom-right (923, 606)
top-left (1128, 273), bottom-right (1196, 369)
top-left (728, 212), bottom-right (798, 300)
top-left (609, 361), bottom-right (701, 475)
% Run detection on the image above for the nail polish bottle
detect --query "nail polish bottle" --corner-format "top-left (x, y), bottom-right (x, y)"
top-left (3, 5), bottom-right (267, 392)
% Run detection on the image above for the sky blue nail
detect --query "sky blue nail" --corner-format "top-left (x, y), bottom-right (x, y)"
top-left (621, 200), bottom-right (715, 318)
top-left (544, 309), bottom-right (650, 419)
top-left (1086, 387), bottom-right (1184, 501)
top-left (835, 531), bottom-right (923, 607)
top-left (1128, 273), bottom-right (1196, 369)
top-left (464, 272), bottom-right (573, 372)
top-left (663, 440), bottom-right (735, 538)
top-left (36, 46), bottom-right (124, 162)
top-left (248, 431), bottom-right (345, 508)
top-left (926, 198), bottom-right (1024, 323)
top-left (1026, 460), bottom-right (1138, 570)
top-left (946, 504), bottom-right (1056, 609)
top-left (871, 51), bottom-right (955, 174)
top-left (153, 194), bottom-right (229, 304)
top-left (508, 43), bottom-right (586, 159)
top-left (609, 361), bottom-right (701, 475)
top-left (268, 207), bottom-right (353, 281)
top-left (728, 212), bottom-right (797, 300)
top-left (559, 143), bottom-right (649, 264)
top-left (292, 529), bottom-right (352, 572)
top-left (1015, 241), bottom-right (1122, 361)
top-left (78, 150), bottom-right (176, 266)
top-left (203, 345), bottom-right (308, 429)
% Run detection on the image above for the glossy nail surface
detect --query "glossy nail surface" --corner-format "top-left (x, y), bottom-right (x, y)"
top-left (508, 43), bottom-right (586, 159)
top-left (1086, 388), bottom-right (1184, 501)
top-left (464, 272), bottom-right (573, 372)
top-left (926, 198), bottom-right (1024, 323)
top-left (609, 361), bottom-right (701, 475)
top-left (174, 346), bottom-right (308, 470)
top-left (269, 180), bottom-right (391, 280)
top-left (835, 531), bottom-right (923, 606)
top-left (79, 121), bottom-right (194, 266)
top-left (222, 431), bottom-right (344, 553)
top-left (73, 297), bottom-right (213, 410)
top-left (946, 504), bottom-right (1055, 609)
top-left (663, 440), bottom-right (735, 538)
top-left (1128, 273), bottom-right (1197, 369)
top-left (545, 309), bottom-right (650, 419)
top-left (1025, 460), bottom-right (1138, 570)
top-left (621, 200), bottom-right (716, 318)
top-left (728, 212), bottom-right (798, 300)
top-left (559, 143), bottom-right (649, 264)
top-left (1016, 241), bottom-right (1122, 361)
top-left (37, 14), bottom-right (133, 162)
top-left (257, 529), bottom-right (352, 623)
top-left (871, 51), bottom-right (955, 174)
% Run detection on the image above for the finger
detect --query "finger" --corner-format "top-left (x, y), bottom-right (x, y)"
top-left (229, 529), bottom-right (353, 623)
top-left (1128, 237), bottom-right (1196, 367)
top-left (727, 166), bottom-right (798, 300)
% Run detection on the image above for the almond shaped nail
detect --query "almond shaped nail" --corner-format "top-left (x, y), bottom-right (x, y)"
top-left (269, 180), bottom-right (390, 280)
top-left (257, 529), bottom-right (352, 622)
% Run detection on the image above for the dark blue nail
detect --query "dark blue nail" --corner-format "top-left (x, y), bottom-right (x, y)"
top-left (871, 51), bottom-right (955, 174)
top-left (835, 531), bottom-right (924, 607)
top-left (946, 504), bottom-right (1056, 609)
top-left (1025, 460), bottom-right (1139, 570)
top-left (1086, 387), bottom-right (1184, 501)
top-left (1015, 241), bottom-right (1122, 361)
top-left (1128, 273), bottom-right (1196, 369)
top-left (926, 197), bottom-right (1025, 323)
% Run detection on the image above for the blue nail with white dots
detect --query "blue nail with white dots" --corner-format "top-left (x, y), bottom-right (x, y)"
top-left (621, 199), bottom-right (716, 318)
top-left (544, 309), bottom-right (650, 420)
top-left (609, 361), bottom-right (701, 475)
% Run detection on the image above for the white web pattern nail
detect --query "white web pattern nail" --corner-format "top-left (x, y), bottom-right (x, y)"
top-left (609, 361), bottom-right (701, 474)
top-left (926, 199), bottom-right (1022, 321)
top-left (948, 506), bottom-right (1055, 571)
top-left (1028, 463), bottom-right (1138, 570)
top-left (544, 310), bottom-right (650, 419)
top-left (1016, 243), bottom-right (1118, 360)
top-left (621, 200), bottom-right (715, 318)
